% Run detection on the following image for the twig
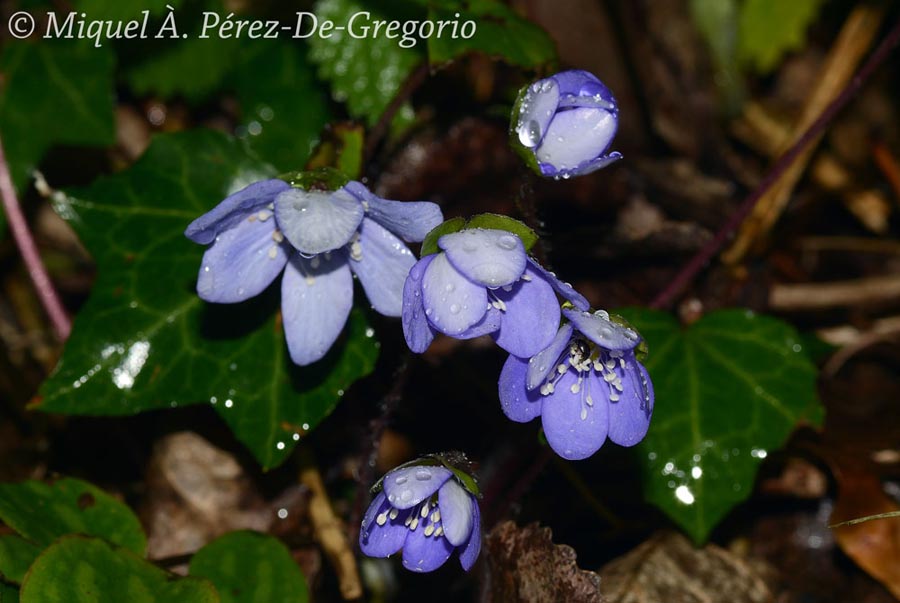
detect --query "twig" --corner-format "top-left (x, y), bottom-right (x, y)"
top-left (649, 14), bottom-right (900, 310)
top-left (769, 274), bottom-right (900, 311)
top-left (830, 510), bottom-right (900, 528)
top-left (299, 448), bottom-right (363, 600)
top-left (816, 315), bottom-right (900, 347)
top-left (798, 236), bottom-right (900, 255)
top-left (872, 140), bottom-right (900, 202)
top-left (0, 134), bottom-right (71, 340)
top-left (723, 4), bottom-right (887, 263)
top-left (363, 62), bottom-right (430, 166)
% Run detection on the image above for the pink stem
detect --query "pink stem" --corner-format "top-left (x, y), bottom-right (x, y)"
top-left (0, 134), bottom-right (72, 340)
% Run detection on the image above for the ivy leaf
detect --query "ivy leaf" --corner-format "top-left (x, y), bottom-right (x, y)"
top-left (189, 531), bottom-right (308, 603)
top-left (308, 0), bottom-right (422, 126)
top-left (0, 583), bottom-right (18, 603)
top-left (34, 131), bottom-right (378, 469)
top-left (0, 41), bottom-right (115, 192)
top-left (0, 535), bottom-right (42, 584)
top-left (20, 536), bottom-right (218, 603)
top-left (617, 308), bottom-right (822, 543)
top-left (424, 0), bottom-right (556, 68)
top-left (737, 0), bottom-right (824, 73)
top-left (232, 41), bottom-right (332, 171)
top-left (0, 478), bottom-right (146, 556)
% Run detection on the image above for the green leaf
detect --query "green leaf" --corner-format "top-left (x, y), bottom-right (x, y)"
top-left (35, 131), bottom-right (378, 469)
top-left (232, 41), bottom-right (332, 170)
top-left (617, 308), bottom-right (822, 543)
top-left (0, 535), bottom-right (41, 584)
top-left (20, 536), bottom-right (218, 603)
top-left (0, 583), bottom-right (18, 603)
top-left (465, 213), bottom-right (538, 251)
top-left (420, 217), bottom-right (466, 256)
top-left (425, 0), bottom-right (556, 68)
top-left (0, 41), bottom-right (115, 192)
top-left (737, 0), bottom-right (824, 74)
top-left (308, 0), bottom-right (423, 126)
top-left (189, 531), bottom-right (308, 603)
top-left (305, 124), bottom-right (366, 180)
top-left (0, 478), bottom-right (146, 556)
top-left (689, 0), bottom-right (744, 112)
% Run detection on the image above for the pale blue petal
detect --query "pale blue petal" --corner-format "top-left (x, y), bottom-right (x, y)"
top-left (492, 265), bottom-right (560, 358)
top-left (526, 324), bottom-right (574, 391)
top-left (456, 307), bottom-right (502, 340)
top-left (439, 229), bottom-right (526, 288)
top-left (402, 255), bottom-right (436, 353)
top-left (274, 187), bottom-right (363, 254)
top-left (551, 70), bottom-right (613, 101)
top-left (402, 522), bottom-right (454, 573)
top-left (545, 152), bottom-right (622, 178)
top-left (281, 251), bottom-right (353, 366)
top-left (185, 179), bottom-right (289, 244)
top-left (458, 503), bottom-right (481, 571)
top-left (498, 355), bottom-right (542, 423)
top-left (515, 77), bottom-right (559, 148)
top-left (608, 355), bottom-right (654, 447)
top-left (437, 480), bottom-right (474, 547)
top-left (562, 308), bottom-right (641, 351)
top-left (359, 491), bottom-right (411, 557)
top-left (350, 218), bottom-right (415, 317)
top-left (383, 465), bottom-right (452, 510)
top-left (197, 212), bottom-right (288, 303)
top-left (526, 258), bottom-right (589, 310)
top-left (344, 181), bottom-right (443, 242)
top-left (422, 253), bottom-right (487, 335)
top-left (536, 108), bottom-right (617, 174)
top-left (541, 370), bottom-right (609, 460)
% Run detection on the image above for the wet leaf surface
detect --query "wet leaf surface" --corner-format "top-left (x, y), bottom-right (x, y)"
top-left (0, 535), bottom-right (42, 584)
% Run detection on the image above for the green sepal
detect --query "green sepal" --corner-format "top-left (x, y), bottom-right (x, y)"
top-left (420, 214), bottom-right (538, 258)
top-left (420, 217), bottom-right (467, 257)
top-left (370, 452), bottom-right (480, 498)
top-left (277, 167), bottom-right (350, 192)
top-left (509, 85), bottom-right (544, 176)
top-left (609, 312), bottom-right (650, 362)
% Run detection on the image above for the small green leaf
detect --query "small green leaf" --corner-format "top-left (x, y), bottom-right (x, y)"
top-left (425, 0), bottom-right (556, 68)
top-left (0, 479), bottom-right (146, 556)
top-left (35, 131), bottom-right (378, 469)
top-left (465, 213), bottom-right (538, 251)
top-left (0, 535), bottom-right (41, 584)
top-left (0, 41), bottom-right (115, 191)
top-left (0, 583), bottom-right (19, 603)
top-left (420, 217), bottom-right (466, 256)
top-left (20, 536), bottom-right (218, 603)
top-left (309, 0), bottom-right (423, 126)
top-left (737, 0), bottom-right (824, 74)
top-left (233, 41), bottom-right (332, 170)
top-left (617, 308), bottom-right (822, 543)
top-left (190, 531), bottom-right (308, 603)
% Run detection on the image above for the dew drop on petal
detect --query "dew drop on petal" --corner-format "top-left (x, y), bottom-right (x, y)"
top-left (415, 468), bottom-right (432, 481)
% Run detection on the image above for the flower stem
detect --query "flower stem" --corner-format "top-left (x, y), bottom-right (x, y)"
top-left (649, 15), bottom-right (900, 311)
top-left (0, 134), bottom-right (71, 340)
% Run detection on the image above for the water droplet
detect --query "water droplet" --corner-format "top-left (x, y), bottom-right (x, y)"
top-left (449, 304), bottom-right (460, 314)
top-left (444, 283), bottom-right (455, 293)
top-left (497, 235), bottom-right (518, 250)
top-left (518, 119), bottom-right (541, 147)
top-left (415, 469), bottom-right (432, 481)
top-left (395, 475), bottom-right (408, 485)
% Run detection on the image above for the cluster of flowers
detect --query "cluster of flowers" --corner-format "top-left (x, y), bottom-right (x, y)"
top-left (186, 70), bottom-right (650, 573)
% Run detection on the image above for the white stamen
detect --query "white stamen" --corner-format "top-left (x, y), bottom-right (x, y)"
top-left (268, 246), bottom-right (278, 259)
top-left (389, 508), bottom-right (399, 520)
top-left (376, 512), bottom-right (387, 526)
top-left (434, 526), bottom-right (444, 537)
top-left (272, 230), bottom-right (284, 243)
top-left (424, 524), bottom-right (435, 537)
top-left (257, 210), bottom-right (272, 222)
top-left (420, 505), bottom-right (429, 518)
top-left (431, 510), bottom-right (441, 522)
top-left (521, 274), bottom-right (532, 281)
top-left (409, 517), bottom-right (419, 531)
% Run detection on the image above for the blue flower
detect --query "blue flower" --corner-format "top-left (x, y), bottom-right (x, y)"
top-left (185, 178), bottom-right (442, 365)
top-left (499, 307), bottom-right (653, 460)
top-left (359, 462), bottom-right (481, 573)
top-left (401, 228), bottom-right (589, 358)
top-left (512, 69), bottom-right (621, 179)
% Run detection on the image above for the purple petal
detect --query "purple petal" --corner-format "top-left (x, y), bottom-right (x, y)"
top-left (515, 77), bottom-right (559, 148)
top-left (439, 229), bottom-right (526, 288)
top-left (498, 355), bottom-right (542, 423)
top-left (562, 308), bottom-right (641, 351)
top-left (196, 211), bottom-right (289, 303)
top-left (185, 179), bottom-right (289, 244)
top-left (536, 108), bottom-right (617, 174)
top-left (402, 255), bottom-right (436, 353)
top-left (438, 480), bottom-right (474, 547)
top-left (349, 218), bottom-right (415, 317)
top-left (491, 266), bottom-right (560, 358)
top-left (274, 187), bottom-right (363, 255)
top-left (359, 492), bottom-right (411, 557)
top-left (541, 369), bottom-right (609, 460)
top-left (607, 355), bottom-right (654, 447)
top-left (545, 152), bottom-right (623, 179)
top-left (550, 70), bottom-right (612, 101)
top-left (422, 253), bottom-right (488, 336)
top-left (281, 251), bottom-right (353, 366)
top-left (383, 465), bottom-right (452, 510)
top-left (526, 257), bottom-right (589, 311)
top-left (401, 521), bottom-right (455, 573)
top-left (456, 307), bottom-right (502, 340)
top-left (458, 503), bottom-right (481, 571)
top-left (344, 181), bottom-right (443, 242)
top-left (526, 323), bottom-right (575, 391)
